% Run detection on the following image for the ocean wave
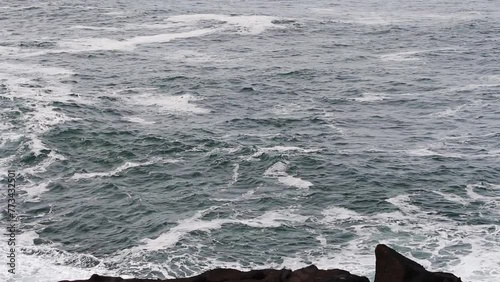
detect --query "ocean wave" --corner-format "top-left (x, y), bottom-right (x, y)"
top-left (264, 161), bottom-right (313, 189)
top-left (10, 14), bottom-right (287, 57)
top-left (70, 25), bottom-right (120, 31)
top-left (0, 231), bottom-right (114, 281)
top-left (130, 208), bottom-right (308, 251)
top-left (315, 195), bottom-right (500, 281)
top-left (72, 158), bottom-right (180, 180)
top-left (251, 146), bottom-right (320, 158)
top-left (165, 14), bottom-right (286, 35)
top-left (125, 93), bottom-right (209, 114)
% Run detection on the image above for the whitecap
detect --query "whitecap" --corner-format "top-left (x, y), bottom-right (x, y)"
top-left (23, 180), bottom-right (51, 202)
top-left (320, 206), bottom-right (364, 223)
top-left (264, 161), bottom-right (289, 177)
top-left (131, 208), bottom-right (308, 251)
top-left (72, 158), bottom-right (178, 180)
top-left (135, 216), bottom-right (229, 251)
top-left (13, 28), bottom-right (218, 57)
top-left (165, 14), bottom-right (285, 35)
top-left (433, 191), bottom-right (469, 206)
top-left (277, 175), bottom-right (313, 189)
top-left (230, 163), bottom-right (239, 186)
top-left (316, 234), bottom-right (327, 247)
top-left (70, 25), bottom-right (120, 31)
top-left (380, 48), bottom-right (461, 62)
top-left (386, 194), bottom-right (421, 214)
top-left (353, 93), bottom-right (388, 102)
top-left (102, 11), bottom-right (125, 16)
top-left (123, 116), bottom-right (156, 124)
top-left (240, 210), bottom-right (309, 228)
top-left (22, 151), bottom-right (67, 175)
top-left (0, 155), bottom-right (16, 173)
top-left (264, 161), bottom-right (313, 189)
top-left (252, 146), bottom-right (320, 158)
top-left (405, 148), bottom-right (462, 158)
top-left (431, 104), bottom-right (467, 117)
top-left (314, 195), bottom-right (500, 281)
top-left (0, 231), bottom-right (114, 282)
top-left (126, 93), bottom-right (209, 114)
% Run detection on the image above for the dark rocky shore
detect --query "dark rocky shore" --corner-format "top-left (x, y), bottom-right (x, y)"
top-left (61, 245), bottom-right (462, 282)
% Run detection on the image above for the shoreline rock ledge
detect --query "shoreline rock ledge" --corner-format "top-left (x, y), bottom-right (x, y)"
top-left (60, 244), bottom-right (462, 282)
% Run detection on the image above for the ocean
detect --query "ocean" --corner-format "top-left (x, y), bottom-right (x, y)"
top-left (0, 0), bottom-right (499, 281)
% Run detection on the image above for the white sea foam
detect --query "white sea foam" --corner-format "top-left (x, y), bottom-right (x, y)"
top-left (431, 103), bottom-right (468, 117)
top-left (126, 93), bottom-right (209, 114)
top-left (11, 14), bottom-right (285, 57)
top-left (230, 163), bottom-right (239, 186)
top-left (132, 208), bottom-right (308, 251)
top-left (317, 195), bottom-right (500, 281)
top-left (124, 116), bottom-right (156, 124)
top-left (22, 151), bottom-right (67, 175)
top-left (23, 180), bottom-right (51, 202)
top-left (264, 161), bottom-right (289, 177)
top-left (433, 191), bottom-right (469, 206)
top-left (57, 37), bottom-right (136, 52)
top-left (277, 175), bottom-right (313, 189)
top-left (14, 28), bottom-right (219, 56)
top-left (316, 234), bottom-right (327, 247)
top-left (353, 92), bottom-right (388, 102)
top-left (0, 5), bottom-right (42, 11)
top-left (405, 148), bottom-right (439, 157)
top-left (251, 146), bottom-right (320, 158)
top-left (0, 155), bottom-right (16, 173)
top-left (212, 189), bottom-right (256, 203)
top-left (386, 194), bottom-right (421, 214)
top-left (405, 148), bottom-right (462, 158)
top-left (320, 206), bottom-right (363, 223)
top-left (134, 211), bottom-right (227, 251)
top-left (129, 28), bottom-right (217, 45)
top-left (0, 120), bottom-right (22, 148)
top-left (264, 161), bottom-right (313, 189)
top-left (0, 63), bottom-right (76, 186)
top-left (0, 46), bottom-right (20, 56)
top-left (465, 183), bottom-right (499, 212)
top-left (70, 25), bottom-right (120, 31)
top-left (380, 48), bottom-right (461, 62)
top-left (241, 210), bottom-right (309, 228)
top-left (0, 231), bottom-right (115, 282)
top-left (72, 158), bottom-right (178, 180)
top-left (102, 11), bottom-right (125, 16)
top-left (271, 103), bottom-right (304, 116)
top-left (0, 63), bottom-right (81, 159)
top-left (127, 23), bottom-right (180, 30)
top-left (165, 14), bottom-right (284, 35)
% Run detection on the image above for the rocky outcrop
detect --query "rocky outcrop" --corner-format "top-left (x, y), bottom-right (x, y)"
top-left (60, 267), bottom-right (368, 282)
top-left (374, 244), bottom-right (462, 282)
top-left (60, 244), bottom-right (462, 282)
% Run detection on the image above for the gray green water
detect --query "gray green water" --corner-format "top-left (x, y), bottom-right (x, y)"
top-left (0, 0), bottom-right (499, 281)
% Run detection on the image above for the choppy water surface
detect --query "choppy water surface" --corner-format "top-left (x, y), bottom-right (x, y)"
top-left (1, 0), bottom-right (499, 281)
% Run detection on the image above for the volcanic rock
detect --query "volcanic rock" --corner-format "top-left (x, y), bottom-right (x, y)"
top-left (60, 244), bottom-right (464, 282)
top-left (374, 244), bottom-right (462, 282)
top-left (60, 267), bottom-right (368, 282)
